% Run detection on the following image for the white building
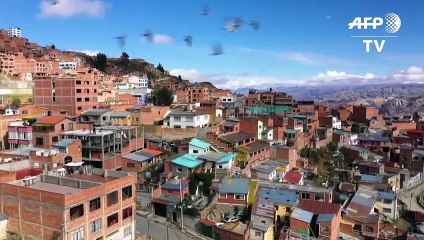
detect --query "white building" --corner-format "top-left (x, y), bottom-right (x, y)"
top-left (219, 94), bottom-right (235, 103)
top-left (59, 62), bottom-right (77, 70)
top-left (8, 27), bottom-right (21, 37)
top-left (128, 74), bottom-right (148, 88)
top-left (377, 192), bottom-right (399, 220)
top-left (332, 117), bottom-right (342, 130)
top-left (163, 111), bottom-right (210, 128)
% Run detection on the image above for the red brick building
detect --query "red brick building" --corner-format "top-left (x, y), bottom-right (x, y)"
top-left (33, 68), bottom-right (102, 116)
top-left (32, 115), bottom-right (75, 149)
top-left (0, 169), bottom-right (136, 240)
top-left (351, 105), bottom-right (379, 123)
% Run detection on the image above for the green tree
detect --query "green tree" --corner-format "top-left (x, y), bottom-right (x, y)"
top-left (11, 97), bottom-right (20, 106)
top-left (351, 123), bottom-right (361, 133)
top-left (121, 52), bottom-right (130, 70)
top-left (94, 53), bottom-right (107, 72)
top-left (157, 63), bottom-right (165, 73)
top-left (314, 174), bottom-right (328, 187)
top-left (148, 87), bottom-right (174, 106)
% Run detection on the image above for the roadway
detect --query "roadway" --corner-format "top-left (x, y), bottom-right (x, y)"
top-left (399, 179), bottom-right (424, 212)
top-left (136, 214), bottom-right (203, 240)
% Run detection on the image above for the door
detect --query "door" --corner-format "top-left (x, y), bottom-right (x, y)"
top-left (173, 212), bottom-right (177, 222)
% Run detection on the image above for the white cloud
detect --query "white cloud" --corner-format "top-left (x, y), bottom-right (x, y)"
top-left (325, 15), bottom-right (332, 20)
top-left (392, 66), bottom-right (424, 84)
top-left (39, 0), bottom-right (109, 18)
top-left (170, 67), bottom-right (424, 90)
top-left (78, 50), bottom-right (100, 56)
top-left (169, 69), bottom-right (225, 83)
top-left (152, 34), bottom-right (174, 44)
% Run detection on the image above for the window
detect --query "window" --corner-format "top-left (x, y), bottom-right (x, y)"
top-left (365, 226), bottom-right (374, 232)
top-left (90, 198), bottom-right (101, 212)
top-left (285, 207), bottom-right (291, 212)
top-left (84, 89), bottom-right (90, 94)
top-left (193, 150), bottom-right (198, 154)
top-left (78, 106), bottom-right (82, 111)
top-left (321, 225), bottom-right (330, 233)
top-left (219, 193), bottom-right (227, 199)
top-left (77, 89), bottom-right (82, 93)
top-left (102, 116), bottom-right (106, 121)
top-left (301, 193), bottom-right (310, 200)
top-left (91, 219), bottom-right (101, 233)
top-left (174, 116), bottom-right (181, 121)
top-left (174, 125), bottom-right (181, 128)
top-left (68, 123), bottom-right (73, 131)
top-left (124, 226), bottom-right (132, 237)
top-left (135, 117), bottom-right (139, 122)
top-left (22, 110), bottom-right (28, 114)
top-left (383, 199), bottom-right (392, 204)
top-left (315, 194), bottom-right (324, 201)
top-left (234, 194), bottom-right (245, 200)
top-left (77, 98), bottom-right (82, 102)
top-left (122, 186), bottom-right (132, 200)
top-left (71, 227), bottom-right (84, 240)
top-left (35, 138), bottom-right (43, 146)
top-left (176, 168), bottom-right (183, 172)
top-left (127, 163), bottom-right (135, 168)
top-left (383, 208), bottom-right (391, 213)
top-left (85, 98), bottom-right (90, 102)
top-left (107, 191), bottom-right (118, 206)
top-left (255, 231), bottom-right (262, 237)
top-left (260, 219), bottom-right (266, 224)
top-left (107, 213), bottom-right (119, 227)
top-left (186, 117), bottom-right (193, 122)
top-left (52, 136), bottom-right (59, 143)
top-left (76, 80), bottom-right (81, 85)
top-left (122, 206), bottom-right (133, 220)
top-left (70, 204), bottom-right (84, 220)
top-left (353, 224), bottom-right (362, 232)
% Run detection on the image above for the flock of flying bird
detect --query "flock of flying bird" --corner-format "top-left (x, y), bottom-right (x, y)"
top-left (49, 1), bottom-right (260, 56)
top-left (115, 5), bottom-right (260, 56)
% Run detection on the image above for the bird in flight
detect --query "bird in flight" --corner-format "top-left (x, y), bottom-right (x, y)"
top-left (115, 35), bottom-right (127, 51)
top-left (211, 44), bottom-right (223, 56)
top-left (224, 17), bottom-right (244, 32)
top-left (184, 36), bottom-right (192, 47)
top-left (250, 20), bottom-right (260, 30)
top-left (202, 5), bottom-right (211, 16)
top-left (143, 30), bottom-right (153, 42)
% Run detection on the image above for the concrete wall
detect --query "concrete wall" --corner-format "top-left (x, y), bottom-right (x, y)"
top-left (0, 159), bottom-right (31, 172)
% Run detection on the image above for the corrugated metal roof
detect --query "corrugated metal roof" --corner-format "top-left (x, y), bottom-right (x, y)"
top-left (189, 138), bottom-right (211, 149)
top-left (360, 174), bottom-right (384, 183)
top-left (316, 214), bottom-right (335, 223)
top-left (171, 154), bottom-right (203, 168)
top-left (377, 191), bottom-right (397, 200)
top-left (218, 178), bottom-right (249, 194)
top-left (257, 188), bottom-right (298, 206)
top-left (111, 111), bottom-right (129, 118)
top-left (291, 208), bottom-right (314, 223)
top-left (52, 139), bottom-right (77, 148)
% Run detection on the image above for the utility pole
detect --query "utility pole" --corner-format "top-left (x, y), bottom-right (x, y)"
top-left (180, 178), bottom-right (184, 231)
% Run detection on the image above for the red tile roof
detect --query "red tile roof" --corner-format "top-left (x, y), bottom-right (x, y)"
top-left (339, 182), bottom-right (357, 193)
top-left (35, 115), bottom-right (68, 124)
top-left (298, 200), bottom-right (341, 215)
top-left (283, 172), bottom-right (303, 184)
top-left (142, 148), bottom-right (163, 156)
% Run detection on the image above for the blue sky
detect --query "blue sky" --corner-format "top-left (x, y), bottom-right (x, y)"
top-left (1, 0), bottom-right (424, 89)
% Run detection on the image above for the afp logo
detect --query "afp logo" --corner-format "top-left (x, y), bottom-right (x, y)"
top-left (348, 13), bottom-right (401, 53)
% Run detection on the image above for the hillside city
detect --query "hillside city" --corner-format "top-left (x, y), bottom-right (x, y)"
top-left (0, 25), bottom-right (424, 240)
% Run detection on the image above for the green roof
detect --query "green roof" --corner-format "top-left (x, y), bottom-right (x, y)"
top-left (217, 153), bottom-right (237, 164)
top-left (189, 138), bottom-right (211, 149)
top-left (172, 154), bottom-right (204, 168)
